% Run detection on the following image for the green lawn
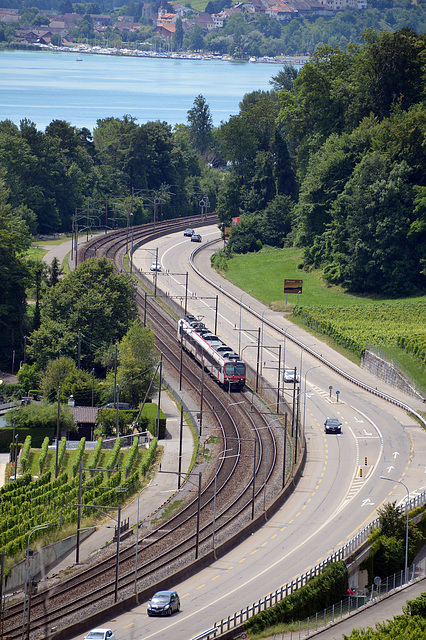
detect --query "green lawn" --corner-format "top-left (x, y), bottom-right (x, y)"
top-left (221, 247), bottom-right (426, 390)
top-left (223, 247), bottom-right (413, 309)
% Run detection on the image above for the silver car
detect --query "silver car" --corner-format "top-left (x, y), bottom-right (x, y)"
top-left (84, 630), bottom-right (115, 640)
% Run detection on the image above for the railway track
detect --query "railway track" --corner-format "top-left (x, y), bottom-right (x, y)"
top-left (3, 217), bottom-right (293, 639)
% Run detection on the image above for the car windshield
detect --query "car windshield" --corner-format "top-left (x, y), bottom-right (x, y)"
top-left (327, 419), bottom-right (340, 425)
top-left (152, 594), bottom-right (170, 603)
top-left (86, 633), bottom-right (105, 640)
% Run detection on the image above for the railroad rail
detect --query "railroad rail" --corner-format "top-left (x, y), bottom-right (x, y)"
top-left (2, 217), bottom-right (296, 640)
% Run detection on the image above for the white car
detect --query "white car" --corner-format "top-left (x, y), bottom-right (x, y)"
top-left (150, 262), bottom-right (161, 272)
top-left (84, 630), bottom-right (115, 640)
top-left (283, 368), bottom-right (299, 383)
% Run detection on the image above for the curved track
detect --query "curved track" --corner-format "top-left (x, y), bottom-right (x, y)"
top-left (3, 219), bottom-right (291, 639)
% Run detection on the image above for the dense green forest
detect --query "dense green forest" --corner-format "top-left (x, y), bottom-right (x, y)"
top-left (216, 28), bottom-right (426, 298)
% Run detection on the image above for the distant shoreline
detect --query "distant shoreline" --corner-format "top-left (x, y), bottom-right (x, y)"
top-left (7, 42), bottom-right (309, 66)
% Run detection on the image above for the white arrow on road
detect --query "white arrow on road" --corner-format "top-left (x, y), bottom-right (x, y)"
top-left (393, 451), bottom-right (400, 459)
top-left (387, 465), bottom-right (394, 473)
top-left (362, 499), bottom-right (374, 507)
top-left (354, 417), bottom-right (365, 423)
top-left (363, 429), bottom-right (372, 436)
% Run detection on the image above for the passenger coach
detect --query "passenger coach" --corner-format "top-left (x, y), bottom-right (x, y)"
top-left (178, 315), bottom-right (246, 390)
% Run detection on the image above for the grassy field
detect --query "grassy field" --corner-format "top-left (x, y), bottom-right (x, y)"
top-left (221, 246), bottom-right (426, 390)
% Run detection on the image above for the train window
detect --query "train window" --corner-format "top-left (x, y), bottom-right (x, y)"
top-left (225, 362), bottom-right (245, 376)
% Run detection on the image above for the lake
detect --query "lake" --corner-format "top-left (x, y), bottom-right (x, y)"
top-left (0, 49), bottom-right (295, 133)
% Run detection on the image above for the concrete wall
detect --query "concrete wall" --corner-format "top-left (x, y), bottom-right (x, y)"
top-left (6, 528), bottom-right (94, 592)
top-left (361, 350), bottom-right (425, 402)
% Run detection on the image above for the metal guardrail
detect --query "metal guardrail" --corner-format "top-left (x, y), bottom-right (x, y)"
top-left (188, 241), bottom-right (426, 639)
top-left (267, 559), bottom-right (426, 640)
top-left (190, 488), bottom-right (426, 639)
top-left (190, 241), bottom-right (426, 432)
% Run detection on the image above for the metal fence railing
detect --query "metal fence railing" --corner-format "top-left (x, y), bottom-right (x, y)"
top-left (272, 558), bottom-right (426, 640)
top-left (190, 489), bottom-right (426, 640)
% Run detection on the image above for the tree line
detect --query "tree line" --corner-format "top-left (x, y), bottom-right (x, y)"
top-left (215, 28), bottom-right (426, 298)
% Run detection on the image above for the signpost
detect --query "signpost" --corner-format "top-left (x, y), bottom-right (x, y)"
top-left (284, 279), bottom-right (303, 305)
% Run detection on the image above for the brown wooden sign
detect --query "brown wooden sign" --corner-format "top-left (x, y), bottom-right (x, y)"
top-left (284, 279), bottom-right (303, 294)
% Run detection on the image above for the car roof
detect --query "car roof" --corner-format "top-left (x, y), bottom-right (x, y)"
top-left (326, 417), bottom-right (340, 422)
top-left (153, 590), bottom-right (175, 596)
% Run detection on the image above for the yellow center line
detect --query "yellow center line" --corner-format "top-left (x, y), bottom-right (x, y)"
top-left (197, 584), bottom-right (205, 590)
top-left (239, 558), bottom-right (246, 563)
top-left (261, 542), bottom-right (268, 547)
top-left (212, 575), bottom-right (220, 581)
top-left (250, 550), bottom-right (258, 555)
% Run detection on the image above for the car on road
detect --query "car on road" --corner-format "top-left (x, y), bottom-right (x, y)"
top-left (84, 629), bottom-right (115, 640)
top-left (283, 368), bottom-right (299, 383)
top-left (324, 417), bottom-right (342, 434)
top-left (184, 228), bottom-right (195, 237)
top-left (147, 590), bottom-right (180, 616)
top-left (150, 262), bottom-right (162, 272)
top-left (191, 233), bottom-right (202, 242)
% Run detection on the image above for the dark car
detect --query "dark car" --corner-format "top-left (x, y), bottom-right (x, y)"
top-left (184, 228), bottom-right (195, 237)
top-left (191, 233), bottom-right (202, 242)
top-left (324, 417), bottom-right (342, 434)
top-left (100, 402), bottom-right (132, 410)
top-left (147, 590), bottom-right (180, 616)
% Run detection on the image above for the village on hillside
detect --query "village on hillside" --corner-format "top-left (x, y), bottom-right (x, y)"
top-left (0, 0), bottom-right (367, 51)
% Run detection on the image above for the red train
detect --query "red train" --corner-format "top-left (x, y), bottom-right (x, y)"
top-left (178, 315), bottom-right (246, 390)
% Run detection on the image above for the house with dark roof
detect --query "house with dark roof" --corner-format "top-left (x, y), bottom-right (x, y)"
top-left (90, 14), bottom-right (113, 26)
top-left (68, 406), bottom-right (99, 440)
top-left (15, 27), bottom-right (52, 44)
top-left (194, 12), bottom-right (215, 32)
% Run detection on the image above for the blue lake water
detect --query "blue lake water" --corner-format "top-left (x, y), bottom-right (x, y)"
top-left (0, 49), bottom-right (292, 132)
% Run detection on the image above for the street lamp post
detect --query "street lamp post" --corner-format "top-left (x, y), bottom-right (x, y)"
top-left (302, 366), bottom-right (320, 442)
top-left (260, 307), bottom-right (269, 377)
top-left (55, 386), bottom-right (61, 479)
top-left (380, 476), bottom-right (410, 584)
top-left (22, 523), bottom-right (52, 640)
top-left (299, 343), bottom-right (316, 385)
top-left (158, 470), bottom-right (202, 559)
top-left (283, 324), bottom-right (300, 372)
top-left (212, 448), bottom-right (233, 556)
top-left (134, 483), bottom-right (153, 600)
top-left (238, 290), bottom-right (253, 356)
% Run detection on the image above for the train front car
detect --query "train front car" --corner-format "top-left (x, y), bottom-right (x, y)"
top-left (223, 355), bottom-right (246, 390)
top-left (178, 317), bottom-right (246, 390)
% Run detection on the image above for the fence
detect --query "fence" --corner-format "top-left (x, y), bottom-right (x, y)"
top-left (267, 559), bottom-right (426, 640)
top-left (190, 488), bottom-right (426, 640)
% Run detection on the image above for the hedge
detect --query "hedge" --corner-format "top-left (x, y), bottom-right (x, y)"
top-left (245, 562), bottom-right (349, 634)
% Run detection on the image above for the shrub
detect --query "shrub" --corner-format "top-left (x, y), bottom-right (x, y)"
top-left (20, 435), bottom-right (32, 473)
top-left (245, 562), bottom-right (348, 633)
top-left (38, 437), bottom-right (50, 475)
